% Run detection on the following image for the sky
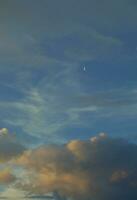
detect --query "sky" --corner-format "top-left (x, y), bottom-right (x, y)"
top-left (0, 0), bottom-right (137, 199)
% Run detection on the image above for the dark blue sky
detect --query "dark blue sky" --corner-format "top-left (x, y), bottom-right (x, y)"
top-left (0, 0), bottom-right (137, 145)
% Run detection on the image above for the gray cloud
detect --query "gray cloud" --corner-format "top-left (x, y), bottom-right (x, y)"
top-left (74, 88), bottom-right (137, 108)
top-left (1, 0), bottom-right (137, 33)
top-left (0, 128), bottom-right (25, 162)
top-left (0, 0), bottom-right (136, 64)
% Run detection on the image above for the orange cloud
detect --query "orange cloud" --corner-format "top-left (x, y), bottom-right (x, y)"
top-left (15, 134), bottom-right (137, 200)
top-left (0, 169), bottom-right (16, 184)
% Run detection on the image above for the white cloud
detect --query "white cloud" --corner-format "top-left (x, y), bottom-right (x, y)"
top-left (0, 187), bottom-right (27, 199)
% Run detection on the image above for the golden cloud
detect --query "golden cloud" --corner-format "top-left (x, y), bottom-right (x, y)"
top-left (0, 168), bottom-right (16, 185)
top-left (15, 134), bottom-right (137, 200)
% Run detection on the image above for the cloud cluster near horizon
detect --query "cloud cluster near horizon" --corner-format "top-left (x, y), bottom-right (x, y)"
top-left (11, 133), bottom-right (137, 200)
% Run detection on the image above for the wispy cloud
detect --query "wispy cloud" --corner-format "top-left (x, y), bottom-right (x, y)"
top-left (1, 65), bottom-right (137, 143)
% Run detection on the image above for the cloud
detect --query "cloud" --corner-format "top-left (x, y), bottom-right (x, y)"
top-left (15, 134), bottom-right (137, 200)
top-left (64, 28), bottom-right (123, 62)
top-left (0, 168), bottom-right (16, 185)
top-left (0, 187), bottom-right (26, 199)
top-left (110, 170), bottom-right (129, 183)
top-left (0, 128), bottom-right (25, 162)
top-left (0, 0), bottom-right (136, 66)
top-left (0, 1), bottom-right (136, 143)
top-left (1, 0), bottom-right (137, 35)
top-left (0, 67), bottom-right (86, 142)
top-left (1, 65), bottom-right (137, 143)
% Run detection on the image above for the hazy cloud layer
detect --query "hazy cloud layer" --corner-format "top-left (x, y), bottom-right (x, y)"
top-left (0, 0), bottom-right (136, 65)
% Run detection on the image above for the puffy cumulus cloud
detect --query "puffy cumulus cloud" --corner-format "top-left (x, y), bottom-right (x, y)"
top-left (0, 128), bottom-right (9, 136)
top-left (0, 128), bottom-right (25, 162)
top-left (15, 134), bottom-right (137, 200)
top-left (0, 168), bottom-right (16, 185)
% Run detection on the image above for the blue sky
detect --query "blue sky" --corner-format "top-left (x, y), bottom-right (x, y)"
top-left (0, 0), bottom-right (137, 145)
top-left (0, 1), bottom-right (137, 199)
